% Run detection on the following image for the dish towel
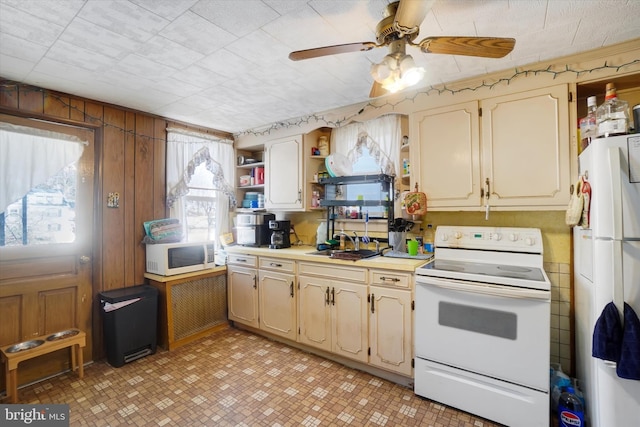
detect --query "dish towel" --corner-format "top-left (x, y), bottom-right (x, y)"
top-left (592, 302), bottom-right (623, 362)
top-left (617, 303), bottom-right (640, 380)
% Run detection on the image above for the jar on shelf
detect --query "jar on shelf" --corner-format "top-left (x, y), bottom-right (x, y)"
top-left (318, 136), bottom-right (329, 156)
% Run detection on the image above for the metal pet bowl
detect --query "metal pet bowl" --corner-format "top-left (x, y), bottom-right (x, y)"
top-left (46, 329), bottom-right (80, 342)
top-left (5, 339), bottom-right (45, 353)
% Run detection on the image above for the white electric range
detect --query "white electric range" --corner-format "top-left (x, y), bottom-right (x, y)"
top-left (414, 226), bottom-right (551, 427)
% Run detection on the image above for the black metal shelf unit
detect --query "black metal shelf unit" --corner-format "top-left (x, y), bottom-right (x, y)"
top-left (318, 174), bottom-right (394, 243)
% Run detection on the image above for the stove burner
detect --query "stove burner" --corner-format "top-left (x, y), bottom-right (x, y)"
top-left (497, 265), bottom-right (532, 273)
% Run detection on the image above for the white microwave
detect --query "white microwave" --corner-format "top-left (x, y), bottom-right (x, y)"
top-left (146, 241), bottom-right (215, 276)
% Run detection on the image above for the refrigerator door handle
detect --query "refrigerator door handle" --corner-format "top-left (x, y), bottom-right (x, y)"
top-left (608, 146), bottom-right (624, 241)
top-left (613, 240), bottom-right (625, 325)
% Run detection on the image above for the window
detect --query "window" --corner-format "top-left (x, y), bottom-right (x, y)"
top-left (1, 163), bottom-right (78, 246)
top-left (182, 163), bottom-right (217, 242)
top-left (344, 147), bottom-right (389, 218)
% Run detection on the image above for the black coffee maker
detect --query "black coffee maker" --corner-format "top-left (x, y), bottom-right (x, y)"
top-left (269, 220), bottom-right (291, 249)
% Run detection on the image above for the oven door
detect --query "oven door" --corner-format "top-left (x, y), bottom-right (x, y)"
top-left (415, 275), bottom-right (550, 391)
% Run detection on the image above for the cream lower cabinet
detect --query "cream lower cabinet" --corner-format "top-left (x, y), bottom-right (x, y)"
top-left (258, 257), bottom-right (297, 341)
top-left (227, 255), bottom-right (259, 328)
top-left (368, 270), bottom-right (413, 376)
top-left (412, 84), bottom-right (570, 209)
top-left (298, 262), bottom-right (368, 363)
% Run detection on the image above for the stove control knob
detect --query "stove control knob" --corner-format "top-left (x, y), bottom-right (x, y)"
top-left (509, 233), bottom-right (518, 242)
top-left (525, 237), bottom-right (535, 246)
top-left (491, 233), bottom-right (502, 241)
top-left (454, 231), bottom-right (463, 240)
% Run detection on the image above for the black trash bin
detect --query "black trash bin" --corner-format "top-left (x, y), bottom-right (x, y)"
top-left (99, 285), bottom-right (158, 367)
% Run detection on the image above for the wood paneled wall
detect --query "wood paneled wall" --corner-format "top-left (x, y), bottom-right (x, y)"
top-left (0, 79), bottom-right (232, 358)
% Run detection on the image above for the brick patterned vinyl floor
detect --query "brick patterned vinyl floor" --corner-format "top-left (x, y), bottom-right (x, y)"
top-left (15, 327), bottom-right (503, 426)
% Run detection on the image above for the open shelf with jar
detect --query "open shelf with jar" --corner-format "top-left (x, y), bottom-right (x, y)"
top-left (236, 148), bottom-right (265, 210)
top-left (303, 128), bottom-right (332, 211)
top-left (400, 136), bottom-right (410, 190)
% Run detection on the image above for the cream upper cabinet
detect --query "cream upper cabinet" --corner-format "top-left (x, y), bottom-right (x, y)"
top-left (264, 135), bottom-right (303, 210)
top-left (412, 100), bottom-right (481, 208)
top-left (481, 85), bottom-right (570, 208)
top-left (412, 84), bottom-right (571, 210)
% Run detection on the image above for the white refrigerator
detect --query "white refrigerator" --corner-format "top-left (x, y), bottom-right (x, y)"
top-left (574, 134), bottom-right (640, 427)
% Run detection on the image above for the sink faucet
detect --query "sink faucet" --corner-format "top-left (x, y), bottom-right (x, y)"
top-left (334, 232), bottom-right (359, 251)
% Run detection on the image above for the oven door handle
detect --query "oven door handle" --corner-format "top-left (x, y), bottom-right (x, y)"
top-left (417, 277), bottom-right (550, 301)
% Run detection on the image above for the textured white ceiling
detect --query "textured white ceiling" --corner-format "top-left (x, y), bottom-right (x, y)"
top-left (1, 0), bottom-right (639, 134)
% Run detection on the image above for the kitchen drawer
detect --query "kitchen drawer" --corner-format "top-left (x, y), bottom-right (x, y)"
top-left (369, 269), bottom-right (412, 288)
top-left (298, 262), bottom-right (366, 283)
top-left (227, 254), bottom-right (257, 267)
top-left (259, 257), bottom-right (296, 273)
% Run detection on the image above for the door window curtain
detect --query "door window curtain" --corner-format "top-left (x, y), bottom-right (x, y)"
top-left (0, 122), bottom-right (87, 213)
top-left (166, 128), bottom-right (235, 245)
top-left (330, 114), bottom-right (401, 177)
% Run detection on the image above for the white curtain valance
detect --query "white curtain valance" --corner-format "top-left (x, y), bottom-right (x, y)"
top-left (0, 123), bottom-right (87, 213)
top-left (331, 114), bottom-right (401, 177)
top-left (166, 146), bottom-right (237, 209)
top-left (166, 129), bottom-right (235, 245)
top-left (166, 127), bottom-right (233, 145)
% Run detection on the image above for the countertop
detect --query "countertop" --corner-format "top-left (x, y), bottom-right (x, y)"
top-left (223, 245), bottom-right (429, 272)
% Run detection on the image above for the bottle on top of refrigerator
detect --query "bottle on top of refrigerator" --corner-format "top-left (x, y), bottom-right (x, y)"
top-left (579, 96), bottom-right (597, 151)
top-left (424, 224), bottom-right (435, 253)
top-left (596, 83), bottom-right (629, 137)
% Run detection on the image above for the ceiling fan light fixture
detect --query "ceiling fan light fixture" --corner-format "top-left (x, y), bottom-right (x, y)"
top-left (371, 61), bottom-right (392, 82)
top-left (401, 66), bottom-right (425, 87)
top-left (372, 53), bottom-right (424, 93)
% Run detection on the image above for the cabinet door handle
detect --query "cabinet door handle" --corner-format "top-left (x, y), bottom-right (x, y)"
top-left (298, 189), bottom-right (302, 202)
top-left (290, 281), bottom-right (294, 298)
top-left (236, 258), bottom-right (247, 262)
top-left (380, 276), bottom-right (400, 282)
top-left (325, 287), bottom-right (330, 305)
top-left (253, 275), bottom-right (257, 289)
top-left (371, 293), bottom-right (375, 313)
top-left (270, 262), bottom-right (282, 267)
top-left (331, 287), bottom-right (335, 306)
top-left (484, 178), bottom-right (491, 220)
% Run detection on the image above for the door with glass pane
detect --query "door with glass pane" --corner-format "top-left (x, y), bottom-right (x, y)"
top-left (0, 114), bottom-right (94, 388)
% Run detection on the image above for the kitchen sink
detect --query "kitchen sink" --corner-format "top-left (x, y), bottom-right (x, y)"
top-left (306, 249), bottom-right (381, 260)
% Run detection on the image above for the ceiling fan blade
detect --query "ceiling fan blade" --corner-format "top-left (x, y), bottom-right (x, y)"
top-left (369, 81), bottom-right (388, 98)
top-left (289, 42), bottom-right (378, 61)
top-left (394, 0), bottom-right (435, 36)
top-left (416, 36), bottom-right (515, 58)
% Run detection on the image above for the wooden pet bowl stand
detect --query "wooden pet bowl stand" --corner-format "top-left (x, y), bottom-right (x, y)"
top-left (1, 329), bottom-right (86, 403)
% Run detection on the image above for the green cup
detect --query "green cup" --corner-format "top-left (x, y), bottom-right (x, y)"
top-left (407, 239), bottom-right (419, 256)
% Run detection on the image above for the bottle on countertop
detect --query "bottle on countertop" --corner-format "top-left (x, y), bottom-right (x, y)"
top-left (558, 386), bottom-right (585, 427)
top-left (424, 224), bottom-right (435, 253)
top-left (579, 96), bottom-right (597, 151)
top-left (596, 83), bottom-right (629, 137)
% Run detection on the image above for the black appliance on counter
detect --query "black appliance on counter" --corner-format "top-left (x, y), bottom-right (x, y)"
top-left (269, 220), bottom-right (291, 249)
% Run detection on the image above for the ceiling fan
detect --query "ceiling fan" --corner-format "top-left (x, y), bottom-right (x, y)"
top-left (288, 0), bottom-right (515, 97)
